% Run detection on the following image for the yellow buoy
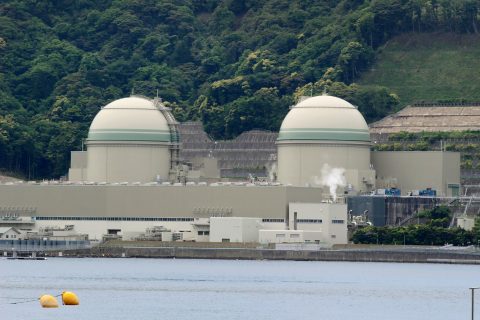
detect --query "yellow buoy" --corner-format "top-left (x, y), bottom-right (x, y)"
top-left (39, 294), bottom-right (59, 308)
top-left (62, 291), bottom-right (79, 305)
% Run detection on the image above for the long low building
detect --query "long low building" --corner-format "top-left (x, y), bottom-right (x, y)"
top-left (0, 184), bottom-right (346, 244)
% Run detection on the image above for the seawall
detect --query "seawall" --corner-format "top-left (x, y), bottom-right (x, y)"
top-left (49, 245), bottom-right (480, 264)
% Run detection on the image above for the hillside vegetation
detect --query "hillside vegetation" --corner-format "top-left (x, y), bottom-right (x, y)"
top-left (0, 0), bottom-right (479, 178)
top-left (359, 33), bottom-right (480, 106)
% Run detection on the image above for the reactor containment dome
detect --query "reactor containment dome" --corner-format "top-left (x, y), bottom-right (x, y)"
top-left (276, 95), bottom-right (375, 194)
top-left (86, 96), bottom-right (175, 183)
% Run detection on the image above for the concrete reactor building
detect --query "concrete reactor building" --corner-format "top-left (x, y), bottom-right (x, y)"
top-left (0, 94), bottom-right (462, 247)
top-left (70, 96), bottom-right (179, 183)
top-left (277, 95), bottom-right (375, 193)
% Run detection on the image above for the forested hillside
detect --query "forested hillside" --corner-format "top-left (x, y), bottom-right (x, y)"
top-left (0, 0), bottom-right (479, 178)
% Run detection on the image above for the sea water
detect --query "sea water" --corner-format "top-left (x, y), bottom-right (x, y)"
top-left (0, 258), bottom-right (478, 320)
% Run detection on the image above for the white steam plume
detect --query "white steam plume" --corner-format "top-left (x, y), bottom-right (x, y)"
top-left (314, 164), bottom-right (347, 201)
top-left (266, 162), bottom-right (277, 182)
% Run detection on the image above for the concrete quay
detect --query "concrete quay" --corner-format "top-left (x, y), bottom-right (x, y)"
top-left (47, 243), bottom-right (480, 265)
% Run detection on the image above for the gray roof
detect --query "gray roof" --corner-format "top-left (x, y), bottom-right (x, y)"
top-left (0, 227), bottom-right (20, 234)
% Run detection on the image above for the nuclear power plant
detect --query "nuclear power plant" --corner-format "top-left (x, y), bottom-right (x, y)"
top-left (0, 95), bottom-right (461, 246)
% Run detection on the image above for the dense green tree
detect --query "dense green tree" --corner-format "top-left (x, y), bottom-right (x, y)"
top-left (352, 206), bottom-right (476, 246)
top-left (352, 224), bottom-right (475, 246)
top-left (472, 218), bottom-right (480, 245)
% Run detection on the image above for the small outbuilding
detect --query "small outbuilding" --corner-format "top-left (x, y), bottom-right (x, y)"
top-left (0, 227), bottom-right (21, 239)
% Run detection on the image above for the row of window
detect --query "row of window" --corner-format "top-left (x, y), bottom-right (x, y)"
top-left (197, 231), bottom-right (210, 236)
top-left (275, 233), bottom-right (300, 238)
top-left (262, 219), bottom-right (285, 223)
top-left (35, 217), bottom-right (194, 222)
top-left (297, 219), bottom-right (323, 224)
top-left (33, 216), bottom-right (344, 224)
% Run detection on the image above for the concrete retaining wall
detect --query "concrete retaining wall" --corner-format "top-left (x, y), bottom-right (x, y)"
top-left (52, 246), bottom-right (480, 264)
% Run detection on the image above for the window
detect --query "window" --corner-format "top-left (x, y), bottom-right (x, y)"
top-left (332, 219), bottom-right (345, 224)
top-left (275, 234), bottom-right (286, 238)
top-left (331, 235), bottom-right (336, 238)
top-left (290, 234), bottom-right (300, 238)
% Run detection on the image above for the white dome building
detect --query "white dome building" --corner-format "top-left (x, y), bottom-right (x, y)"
top-left (85, 96), bottom-right (175, 183)
top-left (276, 95), bottom-right (375, 194)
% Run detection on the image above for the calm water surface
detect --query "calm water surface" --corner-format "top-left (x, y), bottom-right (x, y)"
top-left (0, 258), bottom-right (478, 320)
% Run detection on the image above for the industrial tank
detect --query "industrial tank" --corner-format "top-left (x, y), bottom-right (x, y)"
top-left (86, 96), bottom-right (174, 183)
top-left (276, 95), bottom-right (375, 193)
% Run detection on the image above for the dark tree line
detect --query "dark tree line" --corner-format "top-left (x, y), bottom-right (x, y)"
top-left (353, 206), bottom-right (480, 246)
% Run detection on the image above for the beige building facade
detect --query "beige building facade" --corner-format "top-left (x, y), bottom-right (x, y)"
top-left (86, 142), bottom-right (171, 183)
top-left (0, 184), bottom-right (346, 242)
top-left (209, 217), bottom-right (262, 243)
top-left (288, 202), bottom-right (348, 245)
top-left (372, 151), bottom-right (460, 196)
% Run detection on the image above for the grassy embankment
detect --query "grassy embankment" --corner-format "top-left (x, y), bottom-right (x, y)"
top-left (359, 33), bottom-right (480, 107)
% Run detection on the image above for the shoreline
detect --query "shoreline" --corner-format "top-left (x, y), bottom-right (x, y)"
top-left (38, 244), bottom-right (480, 265)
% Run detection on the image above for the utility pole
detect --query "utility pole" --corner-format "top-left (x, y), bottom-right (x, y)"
top-left (471, 287), bottom-right (479, 320)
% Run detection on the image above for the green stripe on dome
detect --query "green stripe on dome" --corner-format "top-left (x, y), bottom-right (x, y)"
top-left (278, 128), bottom-right (370, 142)
top-left (88, 129), bottom-right (171, 142)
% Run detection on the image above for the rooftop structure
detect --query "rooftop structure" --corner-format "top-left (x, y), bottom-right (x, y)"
top-left (178, 121), bottom-right (277, 178)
